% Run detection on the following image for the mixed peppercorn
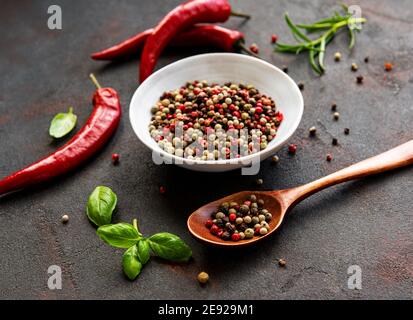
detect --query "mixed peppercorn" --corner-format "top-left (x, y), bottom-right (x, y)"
top-left (205, 194), bottom-right (273, 241)
top-left (149, 81), bottom-right (283, 160)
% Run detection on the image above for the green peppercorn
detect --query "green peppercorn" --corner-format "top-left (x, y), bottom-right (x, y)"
top-left (235, 217), bottom-right (243, 225)
top-left (243, 215), bottom-right (252, 224)
top-left (259, 227), bottom-right (268, 235)
top-left (258, 199), bottom-right (265, 207)
top-left (251, 216), bottom-right (260, 225)
top-left (250, 195), bottom-right (257, 202)
top-left (229, 202), bottom-right (238, 208)
top-left (256, 178), bottom-right (263, 185)
top-left (265, 212), bottom-right (272, 221)
top-left (240, 205), bottom-right (249, 214)
top-left (258, 214), bottom-right (266, 222)
top-left (239, 232), bottom-right (245, 240)
top-left (228, 208), bottom-right (237, 215)
top-left (245, 228), bottom-right (254, 238)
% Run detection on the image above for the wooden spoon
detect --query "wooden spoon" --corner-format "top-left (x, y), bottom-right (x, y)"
top-left (187, 140), bottom-right (413, 247)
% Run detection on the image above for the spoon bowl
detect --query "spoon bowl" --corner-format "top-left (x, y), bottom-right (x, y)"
top-left (187, 191), bottom-right (285, 247)
top-left (187, 140), bottom-right (413, 247)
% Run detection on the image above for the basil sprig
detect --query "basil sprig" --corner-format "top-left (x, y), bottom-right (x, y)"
top-left (86, 186), bottom-right (117, 226)
top-left (87, 186), bottom-right (192, 281)
top-left (49, 107), bottom-right (77, 138)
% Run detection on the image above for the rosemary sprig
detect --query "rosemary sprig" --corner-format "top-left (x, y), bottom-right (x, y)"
top-left (275, 8), bottom-right (366, 75)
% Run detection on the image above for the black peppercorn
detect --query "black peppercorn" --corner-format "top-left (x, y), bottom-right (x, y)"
top-left (222, 231), bottom-right (231, 241)
top-left (332, 138), bottom-right (338, 145)
top-left (364, 56), bottom-right (369, 63)
top-left (298, 82), bottom-right (304, 90)
top-left (331, 103), bottom-right (337, 111)
top-left (344, 128), bottom-right (350, 135)
top-left (356, 75), bottom-right (364, 84)
top-left (282, 66), bottom-right (288, 73)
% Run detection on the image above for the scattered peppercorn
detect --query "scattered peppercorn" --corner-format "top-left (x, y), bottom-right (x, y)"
top-left (256, 178), bottom-right (263, 185)
top-left (282, 66), bottom-right (288, 73)
top-left (331, 103), bottom-right (337, 111)
top-left (149, 81), bottom-right (283, 160)
top-left (271, 155), bottom-right (279, 163)
top-left (288, 144), bottom-right (297, 154)
top-left (334, 52), bottom-right (342, 61)
top-left (356, 75), bottom-right (364, 84)
top-left (206, 195), bottom-right (273, 242)
top-left (309, 126), bottom-right (317, 136)
top-left (112, 153), bottom-right (119, 165)
top-left (197, 272), bottom-right (209, 284)
top-left (364, 56), bottom-right (369, 63)
top-left (326, 153), bottom-right (333, 162)
top-left (250, 43), bottom-right (259, 54)
top-left (298, 82), bottom-right (304, 90)
top-left (61, 214), bottom-right (69, 223)
top-left (159, 185), bottom-right (166, 194)
top-left (384, 62), bottom-right (393, 72)
top-left (278, 258), bottom-right (287, 267)
top-left (271, 34), bottom-right (278, 43)
top-left (333, 112), bottom-right (340, 120)
top-left (332, 138), bottom-right (338, 145)
top-left (351, 62), bottom-right (358, 71)
top-left (344, 128), bottom-right (350, 135)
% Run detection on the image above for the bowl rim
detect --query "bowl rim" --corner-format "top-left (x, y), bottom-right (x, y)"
top-left (129, 52), bottom-right (304, 166)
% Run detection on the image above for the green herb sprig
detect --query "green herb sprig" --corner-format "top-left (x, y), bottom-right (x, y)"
top-left (275, 7), bottom-right (366, 74)
top-left (87, 187), bottom-right (192, 280)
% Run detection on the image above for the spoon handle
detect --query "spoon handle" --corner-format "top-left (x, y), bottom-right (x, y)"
top-left (282, 139), bottom-right (413, 206)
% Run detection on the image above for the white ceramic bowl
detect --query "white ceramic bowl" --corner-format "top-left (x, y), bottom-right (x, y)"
top-left (130, 53), bottom-right (303, 172)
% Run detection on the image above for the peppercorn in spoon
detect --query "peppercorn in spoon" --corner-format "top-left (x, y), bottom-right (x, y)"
top-left (187, 140), bottom-right (413, 247)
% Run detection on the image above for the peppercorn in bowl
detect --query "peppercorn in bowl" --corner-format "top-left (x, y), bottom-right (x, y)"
top-left (130, 53), bottom-right (303, 172)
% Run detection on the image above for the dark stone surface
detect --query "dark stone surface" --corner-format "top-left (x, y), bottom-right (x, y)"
top-left (0, 0), bottom-right (412, 299)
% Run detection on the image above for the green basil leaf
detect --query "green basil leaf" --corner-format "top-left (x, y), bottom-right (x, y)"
top-left (148, 232), bottom-right (192, 262)
top-left (137, 239), bottom-right (150, 264)
top-left (97, 223), bottom-right (141, 248)
top-left (122, 245), bottom-right (142, 280)
top-left (86, 186), bottom-right (117, 226)
top-left (49, 107), bottom-right (77, 138)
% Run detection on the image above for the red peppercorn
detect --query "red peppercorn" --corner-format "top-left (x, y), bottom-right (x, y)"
top-left (384, 62), bottom-right (393, 72)
top-left (255, 227), bottom-right (261, 235)
top-left (191, 111), bottom-right (198, 118)
top-left (326, 154), bottom-right (333, 162)
top-left (244, 200), bottom-right (251, 206)
top-left (159, 185), bottom-right (166, 194)
top-left (250, 43), bottom-right (259, 54)
top-left (205, 219), bottom-right (213, 228)
top-left (112, 153), bottom-right (120, 165)
top-left (217, 230), bottom-right (224, 238)
top-left (271, 34), bottom-right (278, 43)
top-left (231, 233), bottom-right (241, 241)
top-left (255, 106), bottom-right (263, 114)
top-left (229, 213), bottom-right (237, 222)
top-left (210, 224), bottom-right (219, 234)
top-left (288, 144), bottom-right (297, 154)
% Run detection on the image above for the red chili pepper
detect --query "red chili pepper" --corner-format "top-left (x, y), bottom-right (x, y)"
top-left (0, 74), bottom-right (121, 196)
top-left (139, 0), bottom-right (249, 82)
top-left (91, 25), bottom-right (255, 61)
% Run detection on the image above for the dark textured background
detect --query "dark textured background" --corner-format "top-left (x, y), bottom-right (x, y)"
top-left (0, 0), bottom-right (412, 299)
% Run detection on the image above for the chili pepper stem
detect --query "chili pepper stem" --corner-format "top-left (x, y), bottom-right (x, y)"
top-left (89, 73), bottom-right (102, 89)
top-left (230, 10), bottom-right (251, 19)
top-left (238, 43), bottom-right (260, 59)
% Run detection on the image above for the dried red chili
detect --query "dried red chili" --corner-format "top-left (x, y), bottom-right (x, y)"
top-left (0, 74), bottom-right (121, 196)
top-left (139, 0), bottom-right (249, 82)
top-left (91, 25), bottom-right (255, 61)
